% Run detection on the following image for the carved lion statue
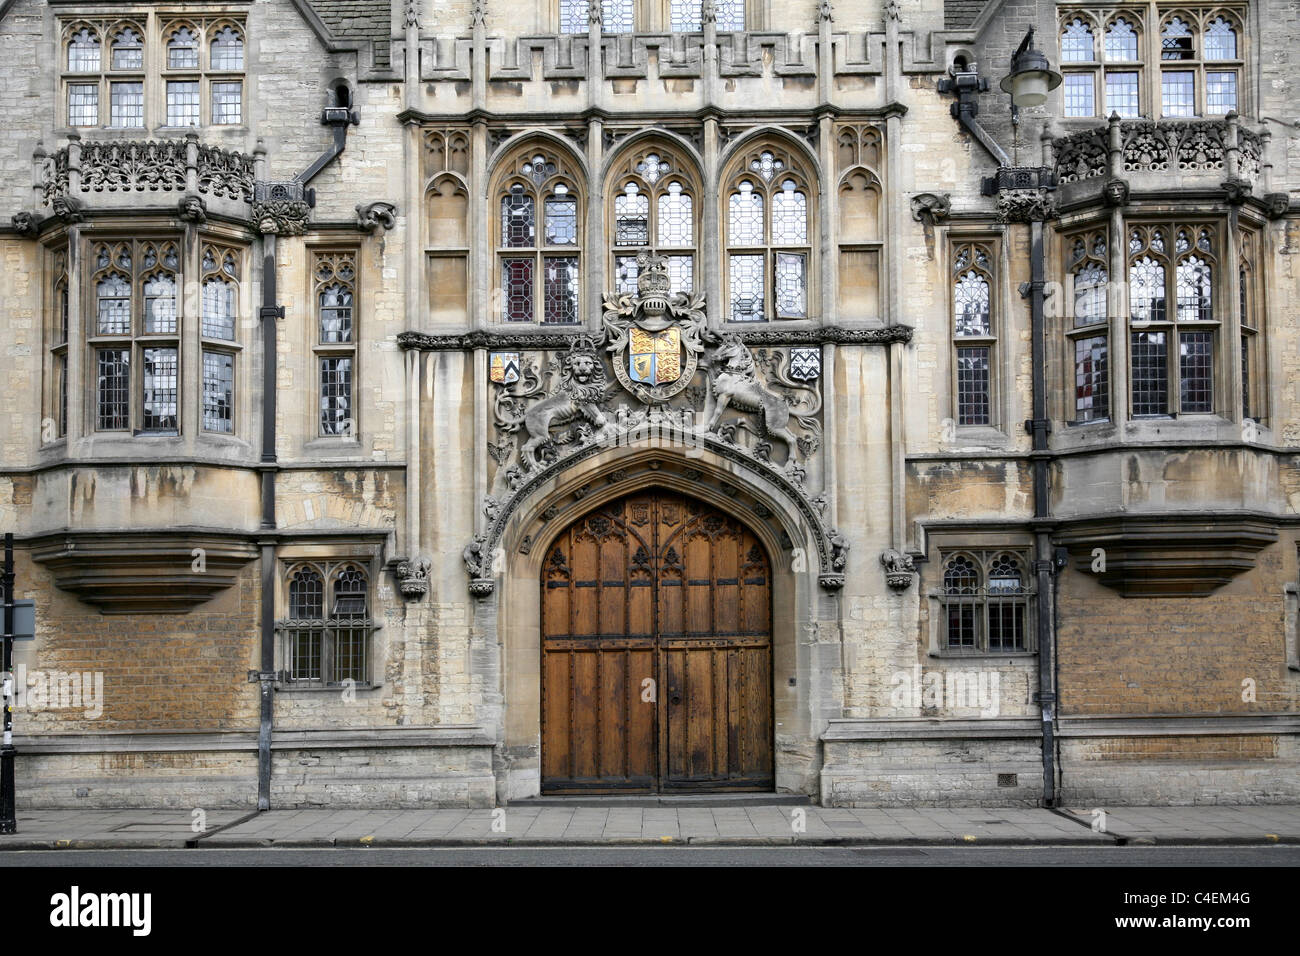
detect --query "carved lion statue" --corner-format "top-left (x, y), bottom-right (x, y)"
top-left (501, 340), bottom-right (615, 471)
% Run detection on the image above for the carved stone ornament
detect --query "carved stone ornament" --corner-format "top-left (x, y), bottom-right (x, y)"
top-left (51, 195), bottom-right (85, 223)
top-left (588, 0), bottom-right (602, 25)
top-left (395, 556), bottom-right (432, 598)
top-left (253, 198), bottom-right (310, 235)
top-left (11, 211), bottom-right (42, 237)
top-left (884, 0), bottom-right (900, 21)
top-left (497, 334), bottom-right (618, 472)
top-left (910, 192), bottom-right (951, 225)
top-left (818, 0), bottom-right (834, 22)
top-left (880, 549), bottom-right (915, 590)
top-left (1220, 177), bottom-right (1252, 205)
top-left (1102, 177), bottom-right (1129, 207)
top-left (602, 252), bottom-right (708, 406)
top-left (405, 0), bottom-right (421, 29)
top-left (470, 0), bottom-right (486, 27)
top-left (1263, 192), bottom-right (1291, 219)
top-left (996, 188), bottom-right (1054, 223)
top-left (356, 200), bottom-right (398, 234)
top-left (177, 195), bottom-right (208, 223)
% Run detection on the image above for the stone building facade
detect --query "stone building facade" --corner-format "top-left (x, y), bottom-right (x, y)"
top-left (0, 0), bottom-right (1296, 808)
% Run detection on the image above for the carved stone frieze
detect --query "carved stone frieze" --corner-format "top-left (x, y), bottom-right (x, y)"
top-left (996, 187), bottom-right (1054, 223)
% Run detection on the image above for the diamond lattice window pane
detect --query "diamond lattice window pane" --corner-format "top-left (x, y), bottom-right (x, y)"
top-left (615, 255), bottom-right (639, 295)
top-left (729, 254), bottom-right (764, 322)
top-left (728, 182), bottom-right (763, 244)
top-left (68, 29), bottom-right (101, 72)
top-left (502, 257), bottom-right (534, 322)
top-left (502, 186), bottom-right (536, 247)
top-left (666, 256), bottom-right (693, 295)
top-left (657, 183), bottom-right (693, 247)
top-left (544, 193), bottom-right (577, 246)
top-left (602, 0), bottom-right (634, 33)
top-left (615, 184), bottom-right (649, 245)
top-left (772, 180), bottom-right (807, 244)
top-left (775, 252), bottom-right (806, 318)
top-left (1061, 18), bottom-right (1094, 62)
top-left (543, 257), bottom-right (580, 325)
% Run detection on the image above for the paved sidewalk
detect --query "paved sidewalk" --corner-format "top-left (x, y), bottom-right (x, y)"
top-left (1, 805), bottom-right (1298, 849)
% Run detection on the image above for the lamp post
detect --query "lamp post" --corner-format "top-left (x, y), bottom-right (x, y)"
top-left (999, 30), bottom-right (1062, 809)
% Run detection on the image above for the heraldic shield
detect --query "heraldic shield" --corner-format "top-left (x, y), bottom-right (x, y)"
top-left (602, 252), bottom-right (706, 404)
top-left (629, 327), bottom-right (682, 386)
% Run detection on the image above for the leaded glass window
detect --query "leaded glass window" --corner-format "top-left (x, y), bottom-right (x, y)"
top-left (111, 27), bottom-right (143, 70)
top-left (68, 27), bottom-right (101, 72)
top-left (202, 350), bottom-right (234, 433)
top-left (211, 26), bottom-right (244, 70)
top-left (1061, 18), bottom-right (1095, 61)
top-left (497, 145), bottom-right (584, 323)
top-left (1106, 17), bottom-right (1138, 61)
top-left (1204, 16), bottom-right (1236, 60)
top-left (608, 144), bottom-right (699, 297)
top-left (96, 349), bottom-right (130, 430)
top-left (141, 347), bottom-right (179, 431)
top-left (724, 146), bottom-right (813, 322)
top-left (167, 27), bottom-right (199, 69)
top-left (1161, 16), bottom-right (1194, 60)
top-left (951, 242), bottom-right (995, 427)
top-left (166, 81), bottom-right (200, 127)
top-left (314, 251), bottom-right (359, 435)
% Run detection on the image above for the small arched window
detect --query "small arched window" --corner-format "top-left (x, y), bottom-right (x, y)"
top-left (608, 145), bottom-right (699, 298)
top-left (939, 550), bottom-right (1032, 652)
top-left (723, 146), bottom-right (813, 322)
top-left (67, 27), bottom-right (101, 72)
top-left (494, 146), bottom-right (583, 324)
top-left (280, 561), bottom-right (374, 685)
top-left (1061, 17), bottom-right (1095, 62)
top-left (167, 27), bottom-right (200, 69)
top-left (111, 26), bottom-right (143, 70)
top-left (1204, 16), bottom-right (1237, 60)
top-left (313, 251), bottom-right (359, 436)
top-left (200, 245), bottom-right (239, 341)
top-left (1161, 16), bottom-right (1194, 60)
top-left (210, 25), bottom-right (244, 70)
top-left (1105, 17), bottom-right (1139, 60)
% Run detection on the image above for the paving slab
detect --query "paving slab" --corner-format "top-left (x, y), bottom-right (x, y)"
top-left (1, 805), bottom-right (1296, 849)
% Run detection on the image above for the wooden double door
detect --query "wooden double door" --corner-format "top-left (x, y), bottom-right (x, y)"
top-left (541, 490), bottom-right (774, 793)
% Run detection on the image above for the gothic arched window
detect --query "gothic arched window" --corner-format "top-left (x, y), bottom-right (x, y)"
top-left (608, 145), bottom-right (700, 299)
top-left (1127, 224), bottom-right (1218, 417)
top-left (314, 251), bottom-right (359, 436)
top-left (722, 145), bottom-right (814, 322)
top-left (950, 241), bottom-right (995, 427)
top-left (939, 551), bottom-right (1031, 652)
top-left (280, 562), bottom-right (375, 685)
top-left (1067, 231), bottom-right (1110, 423)
top-left (493, 145), bottom-right (584, 324)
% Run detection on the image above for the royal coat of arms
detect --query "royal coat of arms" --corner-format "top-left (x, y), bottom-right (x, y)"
top-left (602, 252), bottom-right (706, 404)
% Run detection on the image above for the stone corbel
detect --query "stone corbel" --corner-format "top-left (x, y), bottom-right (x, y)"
top-left (10, 211), bottom-right (42, 237)
top-left (880, 549), bottom-right (915, 590)
top-left (356, 200), bottom-right (397, 234)
top-left (996, 188), bottom-right (1054, 224)
top-left (1221, 177), bottom-right (1252, 205)
top-left (51, 195), bottom-right (85, 223)
top-left (394, 555), bottom-right (432, 599)
top-left (177, 194), bottom-right (208, 223)
top-left (1102, 177), bottom-right (1129, 207)
top-left (1262, 192), bottom-right (1291, 219)
top-left (252, 181), bottom-right (312, 235)
top-left (909, 192), bottom-right (951, 226)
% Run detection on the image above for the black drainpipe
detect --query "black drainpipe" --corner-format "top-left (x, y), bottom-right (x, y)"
top-left (1028, 218), bottom-right (1057, 808)
top-left (944, 64), bottom-right (1060, 806)
top-left (252, 95), bottom-right (359, 811)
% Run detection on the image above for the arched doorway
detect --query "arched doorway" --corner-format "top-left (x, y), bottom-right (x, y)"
top-left (540, 489), bottom-right (774, 793)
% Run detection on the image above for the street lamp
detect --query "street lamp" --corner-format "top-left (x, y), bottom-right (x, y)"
top-left (999, 29), bottom-right (1062, 109)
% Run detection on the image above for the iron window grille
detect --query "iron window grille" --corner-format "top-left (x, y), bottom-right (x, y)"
top-left (278, 562), bottom-right (375, 686)
top-left (936, 550), bottom-right (1035, 654)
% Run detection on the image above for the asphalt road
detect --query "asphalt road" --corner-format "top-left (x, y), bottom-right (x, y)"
top-left (3, 845), bottom-right (1297, 866)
